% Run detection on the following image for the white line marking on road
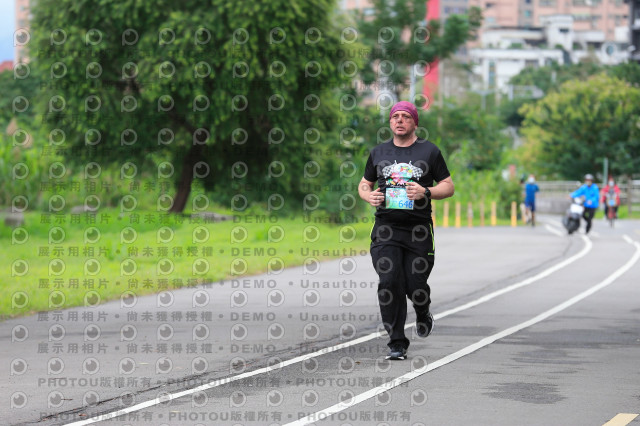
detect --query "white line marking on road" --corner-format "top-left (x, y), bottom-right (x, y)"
top-left (544, 224), bottom-right (564, 237)
top-left (418, 235), bottom-right (592, 322)
top-left (288, 242), bottom-right (640, 425)
top-left (538, 217), bottom-right (563, 228)
top-left (65, 236), bottom-right (593, 426)
top-left (602, 413), bottom-right (639, 426)
top-left (623, 234), bottom-right (635, 245)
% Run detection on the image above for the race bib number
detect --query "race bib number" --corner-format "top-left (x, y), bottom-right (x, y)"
top-left (385, 187), bottom-right (414, 210)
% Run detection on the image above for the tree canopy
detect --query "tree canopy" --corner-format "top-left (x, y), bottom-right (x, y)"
top-left (0, 70), bottom-right (39, 130)
top-left (29, 0), bottom-right (361, 212)
top-left (519, 74), bottom-right (640, 179)
top-left (503, 61), bottom-right (640, 128)
top-left (355, 0), bottom-right (481, 101)
top-left (420, 103), bottom-right (509, 171)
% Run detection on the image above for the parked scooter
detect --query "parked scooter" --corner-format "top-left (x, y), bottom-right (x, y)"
top-left (563, 196), bottom-right (584, 234)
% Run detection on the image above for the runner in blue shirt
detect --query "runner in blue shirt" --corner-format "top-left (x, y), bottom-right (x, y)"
top-left (524, 174), bottom-right (539, 226)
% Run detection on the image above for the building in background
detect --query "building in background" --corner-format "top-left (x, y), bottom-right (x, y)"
top-left (470, 48), bottom-right (564, 93)
top-left (469, 0), bottom-right (629, 43)
top-left (340, 0), bottom-right (465, 108)
top-left (533, 0), bottom-right (629, 43)
top-left (342, 0), bottom-right (634, 104)
top-left (341, 0), bottom-right (471, 23)
top-left (461, 0), bottom-right (634, 94)
top-left (470, 12), bottom-right (630, 94)
top-left (441, 0), bottom-right (471, 19)
top-left (0, 60), bottom-right (14, 72)
top-left (628, 0), bottom-right (640, 62)
top-left (423, 0), bottom-right (441, 109)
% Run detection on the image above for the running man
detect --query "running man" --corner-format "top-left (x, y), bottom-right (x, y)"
top-left (358, 101), bottom-right (454, 360)
top-left (524, 174), bottom-right (539, 226)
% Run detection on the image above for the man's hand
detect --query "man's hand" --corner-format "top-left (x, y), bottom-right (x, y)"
top-left (368, 188), bottom-right (384, 207)
top-left (406, 182), bottom-right (426, 200)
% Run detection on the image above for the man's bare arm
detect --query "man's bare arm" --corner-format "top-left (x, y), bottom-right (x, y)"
top-left (429, 176), bottom-right (454, 200)
top-left (358, 177), bottom-right (384, 207)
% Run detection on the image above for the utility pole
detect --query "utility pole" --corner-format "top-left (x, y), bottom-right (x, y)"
top-left (409, 63), bottom-right (416, 103)
top-left (628, 176), bottom-right (634, 215)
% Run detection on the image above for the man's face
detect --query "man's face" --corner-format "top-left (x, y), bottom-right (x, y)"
top-left (585, 179), bottom-right (593, 186)
top-left (390, 111), bottom-right (416, 136)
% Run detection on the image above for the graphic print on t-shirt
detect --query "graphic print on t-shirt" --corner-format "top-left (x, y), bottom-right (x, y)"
top-left (382, 161), bottom-right (423, 210)
top-left (363, 138), bottom-right (451, 224)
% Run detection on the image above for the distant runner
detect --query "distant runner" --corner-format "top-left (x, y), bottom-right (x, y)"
top-left (524, 174), bottom-right (539, 226)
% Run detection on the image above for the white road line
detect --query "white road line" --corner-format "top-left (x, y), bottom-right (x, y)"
top-left (421, 235), bottom-right (592, 322)
top-left (288, 241), bottom-right (640, 426)
top-left (603, 413), bottom-right (640, 426)
top-left (65, 236), bottom-right (592, 426)
top-left (538, 217), bottom-right (563, 228)
top-left (544, 224), bottom-right (564, 237)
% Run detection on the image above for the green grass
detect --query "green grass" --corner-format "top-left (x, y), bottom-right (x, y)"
top-left (0, 202), bottom-right (528, 319)
top-left (0, 208), bottom-right (378, 319)
top-left (604, 205), bottom-right (640, 220)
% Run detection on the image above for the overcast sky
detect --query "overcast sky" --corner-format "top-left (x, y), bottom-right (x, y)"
top-left (1, 0), bottom-right (15, 62)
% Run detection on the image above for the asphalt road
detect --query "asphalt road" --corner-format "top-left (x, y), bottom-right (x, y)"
top-left (2, 215), bottom-right (640, 426)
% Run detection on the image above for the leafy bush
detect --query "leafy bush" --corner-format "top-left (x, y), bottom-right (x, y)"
top-left (0, 133), bottom-right (52, 209)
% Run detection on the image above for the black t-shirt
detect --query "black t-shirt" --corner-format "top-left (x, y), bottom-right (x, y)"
top-left (363, 138), bottom-right (450, 226)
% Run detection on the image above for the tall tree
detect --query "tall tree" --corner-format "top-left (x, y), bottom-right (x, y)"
top-left (417, 103), bottom-right (509, 171)
top-left (509, 62), bottom-right (604, 94)
top-left (356, 0), bottom-right (482, 101)
top-left (519, 74), bottom-right (640, 179)
top-left (504, 62), bottom-right (640, 128)
top-left (29, 0), bottom-right (359, 212)
top-left (0, 70), bottom-right (39, 130)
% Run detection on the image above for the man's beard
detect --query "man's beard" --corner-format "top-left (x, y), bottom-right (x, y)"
top-left (393, 129), bottom-right (415, 141)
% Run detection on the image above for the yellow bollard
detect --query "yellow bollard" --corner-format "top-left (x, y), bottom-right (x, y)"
top-left (511, 201), bottom-right (517, 227)
top-left (455, 202), bottom-right (461, 228)
top-left (467, 202), bottom-right (473, 227)
top-left (480, 202), bottom-right (485, 227)
top-left (443, 201), bottom-right (449, 228)
top-left (491, 201), bottom-right (497, 226)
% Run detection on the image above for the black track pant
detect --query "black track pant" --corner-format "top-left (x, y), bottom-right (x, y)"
top-left (583, 207), bottom-right (596, 233)
top-left (370, 222), bottom-right (434, 349)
